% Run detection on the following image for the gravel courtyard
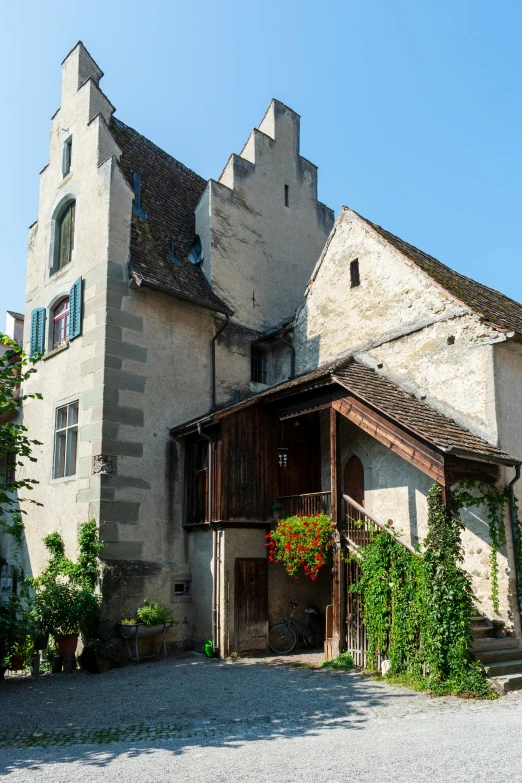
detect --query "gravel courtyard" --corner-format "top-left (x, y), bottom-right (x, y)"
top-left (1, 652), bottom-right (522, 781)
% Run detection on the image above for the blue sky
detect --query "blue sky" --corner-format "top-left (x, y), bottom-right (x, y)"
top-left (1, 0), bottom-right (521, 327)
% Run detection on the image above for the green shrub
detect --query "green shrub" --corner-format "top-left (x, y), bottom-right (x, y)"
top-left (135, 600), bottom-right (172, 626)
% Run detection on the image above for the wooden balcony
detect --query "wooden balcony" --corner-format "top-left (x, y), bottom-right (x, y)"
top-left (277, 491), bottom-right (331, 518)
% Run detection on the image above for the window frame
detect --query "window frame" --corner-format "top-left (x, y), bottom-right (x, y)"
top-left (350, 258), bottom-right (361, 288)
top-left (51, 398), bottom-right (79, 482)
top-left (62, 136), bottom-right (72, 178)
top-left (52, 297), bottom-right (70, 349)
top-left (251, 344), bottom-right (268, 385)
top-left (49, 197), bottom-right (77, 278)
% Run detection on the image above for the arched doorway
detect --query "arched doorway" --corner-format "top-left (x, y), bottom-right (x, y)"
top-left (343, 455), bottom-right (364, 506)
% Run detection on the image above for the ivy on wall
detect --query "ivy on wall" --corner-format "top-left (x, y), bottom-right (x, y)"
top-left (352, 484), bottom-right (494, 698)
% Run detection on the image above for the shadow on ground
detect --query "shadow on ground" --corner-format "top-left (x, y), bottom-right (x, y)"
top-left (0, 652), bottom-right (419, 775)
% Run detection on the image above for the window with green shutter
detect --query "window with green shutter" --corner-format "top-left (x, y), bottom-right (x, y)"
top-left (30, 308), bottom-right (46, 356)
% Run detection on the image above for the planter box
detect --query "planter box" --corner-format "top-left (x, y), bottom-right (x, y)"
top-left (119, 622), bottom-right (171, 640)
top-left (118, 622), bottom-right (172, 664)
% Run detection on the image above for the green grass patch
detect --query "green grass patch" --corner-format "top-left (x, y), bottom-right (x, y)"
top-left (321, 651), bottom-right (355, 670)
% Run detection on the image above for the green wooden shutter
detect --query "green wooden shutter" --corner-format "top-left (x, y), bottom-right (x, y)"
top-left (30, 308), bottom-right (46, 356)
top-left (68, 277), bottom-right (82, 340)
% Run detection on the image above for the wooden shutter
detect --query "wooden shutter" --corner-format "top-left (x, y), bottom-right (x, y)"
top-left (68, 277), bottom-right (82, 340)
top-left (30, 308), bottom-right (46, 356)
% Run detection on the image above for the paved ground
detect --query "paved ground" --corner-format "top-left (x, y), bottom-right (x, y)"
top-left (1, 651), bottom-right (522, 781)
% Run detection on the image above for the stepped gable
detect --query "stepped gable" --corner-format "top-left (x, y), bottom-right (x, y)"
top-left (354, 210), bottom-right (522, 336)
top-left (111, 118), bottom-right (229, 313)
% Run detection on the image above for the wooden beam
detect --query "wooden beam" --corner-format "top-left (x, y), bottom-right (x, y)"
top-left (332, 396), bottom-right (446, 484)
top-left (278, 392), bottom-right (337, 421)
top-left (330, 407), bottom-right (346, 657)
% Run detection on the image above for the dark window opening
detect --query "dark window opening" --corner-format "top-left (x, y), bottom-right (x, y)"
top-left (131, 172), bottom-right (147, 219)
top-left (174, 581), bottom-right (190, 597)
top-left (350, 258), bottom-right (360, 288)
top-left (184, 434), bottom-right (221, 525)
top-left (251, 345), bottom-right (267, 384)
top-left (62, 137), bottom-right (72, 177)
top-left (284, 184), bottom-right (289, 207)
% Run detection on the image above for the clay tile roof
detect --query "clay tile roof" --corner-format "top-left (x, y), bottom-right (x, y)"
top-left (110, 118), bottom-right (230, 313)
top-left (333, 362), bottom-right (515, 462)
top-left (355, 211), bottom-right (522, 335)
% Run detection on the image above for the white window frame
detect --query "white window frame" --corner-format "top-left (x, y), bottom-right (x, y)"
top-left (51, 395), bottom-right (79, 483)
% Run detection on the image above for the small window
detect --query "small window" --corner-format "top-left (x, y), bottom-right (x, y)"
top-left (350, 258), bottom-right (360, 288)
top-left (53, 298), bottom-right (70, 349)
top-left (251, 345), bottom-right (267, 384)
top-left (62, 137), bottom-right (72, 178)
top-left (188, 236), bottom-right (204, 265)
top-left (55, 201), bottom-right (76, 273)
top-left (53, 401), bottom-right (79, 479)
top-left (174, 581), bottom-right (190, 597)
top-left (284, 184), bottom-right (289, 207)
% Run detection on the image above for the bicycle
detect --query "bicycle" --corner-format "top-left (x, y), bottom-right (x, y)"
top-left (268, 602), bottom-right (321, 654)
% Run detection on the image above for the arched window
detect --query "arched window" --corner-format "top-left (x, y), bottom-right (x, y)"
top-left (53, 297), bottom-right (70, 348)
top-left (56, 201), bottom-right (75, 272)
top-left (344, 455), bottom-right (365, 507)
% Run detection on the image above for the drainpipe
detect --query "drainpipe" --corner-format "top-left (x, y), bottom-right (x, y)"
top-left (197, 422), bottom-right (218, 654)
top-left (280, 331), bottom-right (295, 379)
top-left (211, 314), bottom-right (230, 412)
top-left (509, 465), bottom-right (522, 634)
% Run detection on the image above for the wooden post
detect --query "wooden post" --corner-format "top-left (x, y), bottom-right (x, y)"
top-left (330, 407), bottom-right (346, 658)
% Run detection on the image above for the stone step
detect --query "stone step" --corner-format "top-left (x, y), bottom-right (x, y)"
top-left (475, 647), bottom-right (522, 665)
top-left (471, 615), bottom-right (491, 626)
top-left (490, 674), bottom-right (522, 695)
top-left (483, 659), bottom-right (522, 677)
top-left (472, 637), bottom-right (519, 652)
top-left (472, 627), bottom-right (494, 639)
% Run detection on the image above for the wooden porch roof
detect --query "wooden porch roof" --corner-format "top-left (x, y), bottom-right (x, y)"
top-left (170, 358), bottom-right (519, 470)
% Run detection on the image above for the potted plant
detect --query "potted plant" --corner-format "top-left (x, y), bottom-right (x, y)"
top-left (9, 634), bottom-right (33, 671)
top-left (492, 619), bottom-right (506, 638)
top-left (32, 581), bottom-right (99, 657)
top-left (266, 513), bottom-right (335, 580)
top-left (119, 600), bottom-right (173, 640)
top-left (271, 503), bottom-right (284, 520)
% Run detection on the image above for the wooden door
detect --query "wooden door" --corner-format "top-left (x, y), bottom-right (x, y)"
top-left (344, 455), bottom-right (364, 506)
top-left (235, 558), bottom-right (268, 653)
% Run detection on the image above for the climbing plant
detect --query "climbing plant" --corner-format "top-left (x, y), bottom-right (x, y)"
top-left (352, 485), bottom-right (493, 698)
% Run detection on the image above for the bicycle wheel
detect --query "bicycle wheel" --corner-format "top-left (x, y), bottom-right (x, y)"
top-left (268, 623), bottom-right (298, 654)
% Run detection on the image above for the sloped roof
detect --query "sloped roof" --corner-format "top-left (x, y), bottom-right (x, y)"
top-left (171, 354), bottom-right (517, 463)
top-left (355, 211), bottom-right (522, 336)
top-left (110, 118), bottom-right (229, 313)
top-left (333, 362), bottom-right (514, 462)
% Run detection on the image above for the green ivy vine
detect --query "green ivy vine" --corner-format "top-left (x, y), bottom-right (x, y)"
top-left (351, 484), bottom-right (494, 698)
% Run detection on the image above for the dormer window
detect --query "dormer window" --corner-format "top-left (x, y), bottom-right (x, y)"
top-left (131, 172), bottom-right (147, 219)
top-left (62, 136), bottom-right (72, 178)
top-left (188, 236), bottom-right (204, 265)
top-left (170, 238), bottom-right (181, 266)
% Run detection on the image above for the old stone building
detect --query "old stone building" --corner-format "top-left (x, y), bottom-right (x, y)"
top-left (15, 42), bottom-right (522, 677)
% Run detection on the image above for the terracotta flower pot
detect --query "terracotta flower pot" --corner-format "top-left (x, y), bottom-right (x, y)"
top-left (10, 655), bottom-right (25, 671)
top-left (55, 635), bottom-right (79, 658)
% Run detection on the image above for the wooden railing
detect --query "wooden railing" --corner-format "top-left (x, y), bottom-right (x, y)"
top-left (277, 491), bottom-right (331, 518)
top-left (343, 494), bottom-right (417, 555)
top-left (342, 493), bottom-right (417, 669)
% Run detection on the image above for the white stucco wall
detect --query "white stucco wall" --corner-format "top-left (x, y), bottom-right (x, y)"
top-left (196, 99), bottom-right (334, 331)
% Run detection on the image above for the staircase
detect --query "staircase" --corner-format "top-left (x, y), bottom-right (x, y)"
top-left (472, 615), bottom-right (522, 694)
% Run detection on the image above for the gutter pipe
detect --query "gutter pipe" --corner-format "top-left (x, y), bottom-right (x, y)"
top-left (197, 422), bottom-right (218, 654)
top-left (509, 465), bottom-right (522, 631)
top-left (211, 314), bottom-right (230, 412)
top-left (280, 330), bottom-right (296, 379)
